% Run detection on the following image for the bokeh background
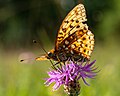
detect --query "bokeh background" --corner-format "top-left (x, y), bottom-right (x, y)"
top-left (0, 0), bottom-right (120, 96)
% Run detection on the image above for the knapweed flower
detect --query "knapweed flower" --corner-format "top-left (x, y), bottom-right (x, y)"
top-left (45, 60), bottom-right (97, 96)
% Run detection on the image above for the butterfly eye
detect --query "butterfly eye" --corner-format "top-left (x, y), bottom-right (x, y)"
top-left (48, 52), bottom-right (53, 58)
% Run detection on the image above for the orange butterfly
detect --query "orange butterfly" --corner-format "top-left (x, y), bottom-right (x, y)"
top-left (36, 4), bottom-right (94, 63)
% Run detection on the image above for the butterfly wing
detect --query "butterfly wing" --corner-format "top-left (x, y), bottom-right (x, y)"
top-left (55, 4), bottom-right (87, 50)
top-left (68, 27), bottom-right (95, 60)
top-left (55, 4), bottom-right (95, 60)
top-left (56, 22), bottom-right (94, 60)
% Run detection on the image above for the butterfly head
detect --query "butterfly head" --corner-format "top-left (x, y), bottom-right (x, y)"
top-left (47, 49), bottom-right (57, 60)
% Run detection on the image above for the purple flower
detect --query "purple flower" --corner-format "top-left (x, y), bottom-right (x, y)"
top-left (44, 60), bottom-right (97, 91)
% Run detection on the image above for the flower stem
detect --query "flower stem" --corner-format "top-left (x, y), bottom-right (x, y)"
top-left (64, 80), bottom-right (80, 96)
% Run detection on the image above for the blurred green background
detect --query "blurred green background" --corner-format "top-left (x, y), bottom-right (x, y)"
top-left (0, 0), bottom-right (120, 96)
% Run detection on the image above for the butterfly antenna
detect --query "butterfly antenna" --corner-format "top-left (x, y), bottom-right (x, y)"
top-left (20, 57), bottom-right (35, 63)
top-left (33, 40), bottom-right (48, 54)
top-left (33, 40), bottom-right (57, 69)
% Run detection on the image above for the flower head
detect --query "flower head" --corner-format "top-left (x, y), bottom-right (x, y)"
top-left (45, 60), bottom-right (97, 94)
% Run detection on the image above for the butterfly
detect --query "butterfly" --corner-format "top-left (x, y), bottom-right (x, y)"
top-left (36, 4), bottom-right (94, 63)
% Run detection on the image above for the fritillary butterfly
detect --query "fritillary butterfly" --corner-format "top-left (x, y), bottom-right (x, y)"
top-left (36, 4), bottom-right (94, 62)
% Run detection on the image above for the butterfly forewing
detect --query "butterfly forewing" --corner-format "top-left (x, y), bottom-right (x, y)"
top-left (55, 4), bottom-right (87, 50)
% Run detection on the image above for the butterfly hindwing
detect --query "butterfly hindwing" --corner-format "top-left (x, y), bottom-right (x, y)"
top-left (68, 28), bottom-right (94, 60)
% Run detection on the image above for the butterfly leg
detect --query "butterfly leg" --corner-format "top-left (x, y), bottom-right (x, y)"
top-left (54, 61), bottom-right (64, 70)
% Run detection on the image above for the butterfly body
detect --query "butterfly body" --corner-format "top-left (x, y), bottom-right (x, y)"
top-left (47, 49), bottom-right (86, 62)
top-left (36, 4), bottom-right (95, 63)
